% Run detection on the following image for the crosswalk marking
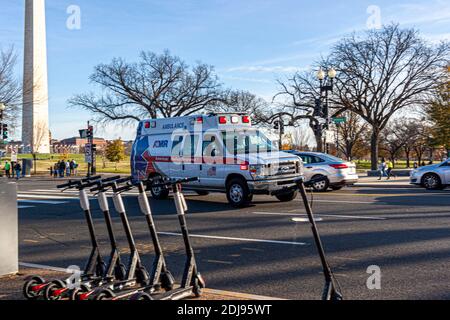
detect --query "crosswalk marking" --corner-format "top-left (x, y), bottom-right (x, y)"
top-left (19, 200), bottom-right (69, 205)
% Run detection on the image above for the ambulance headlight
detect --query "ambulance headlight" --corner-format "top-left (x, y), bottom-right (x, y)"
top-left (249, 164), bottom-right (266, 179)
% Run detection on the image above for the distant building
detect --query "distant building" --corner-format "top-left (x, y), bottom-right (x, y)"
top-left (53, 137), bottom-right (107, 154)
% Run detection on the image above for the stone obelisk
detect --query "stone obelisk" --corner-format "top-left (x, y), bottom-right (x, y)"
top-left (22, 0), bottom-right (50, 154)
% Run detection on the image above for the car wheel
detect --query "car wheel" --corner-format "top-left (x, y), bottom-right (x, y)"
top-left (311, 175), bottom-right (329, 192)
top-left (195, 191), bottom-right (209, 196)
top-left (226, 178), bottom-right (251, 208)
top-left (148, 175), bottom-right (170, 200)
top-left (276, 191), bottom-right (298, 202)
top-left (330, 186), bottom-right (343, 191)
top-left (422, 173), bottom-right (442, 190)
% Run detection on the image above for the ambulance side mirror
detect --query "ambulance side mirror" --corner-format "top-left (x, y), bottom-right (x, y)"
top-left (211, 149), bottom-right (216, 157)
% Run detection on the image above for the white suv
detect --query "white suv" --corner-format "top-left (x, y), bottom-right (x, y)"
top-left (410, 160), bottom-right (450, 190)
top-left (286, 151), bottom-right (358, 192)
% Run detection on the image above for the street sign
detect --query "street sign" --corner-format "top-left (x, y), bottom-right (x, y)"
top-left (324, 130), bottom-right (335, 143)
top-left (332, 117), bottom-right (347, 124)
top-left (85, 143), bottom-right (92, 164)
top-left (79, 129), bottom-right (87, 139)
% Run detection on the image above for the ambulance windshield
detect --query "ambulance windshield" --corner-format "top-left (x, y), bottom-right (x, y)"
top-left (222, 130), bottom-right (277, 155)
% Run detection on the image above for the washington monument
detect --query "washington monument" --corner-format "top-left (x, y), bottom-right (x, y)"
top-left (22, 0), bottom-right (50, 154)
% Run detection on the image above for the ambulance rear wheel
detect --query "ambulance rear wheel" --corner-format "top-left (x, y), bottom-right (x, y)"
top-left (148, 175), bottom-right (169, 200)
top-left (226, 178), bottom-right (251, 208)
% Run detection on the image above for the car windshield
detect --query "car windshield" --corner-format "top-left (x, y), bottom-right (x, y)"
top-left (222, 130), bottom-right (277, 154)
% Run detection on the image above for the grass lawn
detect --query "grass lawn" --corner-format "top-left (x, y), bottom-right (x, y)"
top-left (0, 153), bottom-right (131, 174)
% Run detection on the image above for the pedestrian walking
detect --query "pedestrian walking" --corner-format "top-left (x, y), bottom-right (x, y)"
top-left (4, 161), bottom-right (11, 178)
top-left (14, 162), bottom-right (22, 180)
top-left (413, 162), bottom-right (418, 169)
top-left (66, 160), bottom-right (71, 177)
top-left (378, 158), bottom-right (387, 180)
top-left (386, 160), bottom-right (395, 180)
top-left (59, 160), bottom-right (66, 178)
top-left (69, 160), bottom-right (75, 176)
top-left (53, 163), bottom-right (58, 178)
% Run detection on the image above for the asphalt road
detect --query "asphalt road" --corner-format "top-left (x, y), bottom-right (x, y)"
top-left (11, 177), bottom-right (450, 300)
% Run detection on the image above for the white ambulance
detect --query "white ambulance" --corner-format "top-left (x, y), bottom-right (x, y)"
top-left (131, 113), bottom-right (304, 207)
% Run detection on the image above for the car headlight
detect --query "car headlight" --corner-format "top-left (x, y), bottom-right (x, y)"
top-left (249, 164), bottom-right (266, 179)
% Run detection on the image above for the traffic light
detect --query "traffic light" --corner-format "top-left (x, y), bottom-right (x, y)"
top-left (314, 98), bottom-right (322, 117)
top-left (86, 126), bottom-right (94, 139)
top-left (2, 123), bottom-right (8, 140)
top-left (322, 103), bottom-right (329, 121)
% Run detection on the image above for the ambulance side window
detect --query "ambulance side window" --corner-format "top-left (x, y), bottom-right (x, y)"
top-left (172, 135), bottom-right (184, 156)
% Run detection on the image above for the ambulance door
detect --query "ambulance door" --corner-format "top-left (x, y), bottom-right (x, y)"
top-left (182, 133), bottom-right (201, 187)
top-left (170, 134), bottom-right (185, 180)
top-left (201, 133), bottom-right (225, 188)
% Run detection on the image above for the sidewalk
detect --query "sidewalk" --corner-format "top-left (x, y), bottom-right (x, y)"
top-left (353, 175), bottom-right (415, 188)
top-left (0, 268), bottom-right (282, 300)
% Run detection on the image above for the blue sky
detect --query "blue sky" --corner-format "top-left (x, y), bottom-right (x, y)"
top-left (1, 0), bottom-right (449, 140)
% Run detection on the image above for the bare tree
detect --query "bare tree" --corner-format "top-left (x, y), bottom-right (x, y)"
top-left (0, 47), bottom-right (22, 127)
top-left (336, 111), bottom-right (369, 160)
top-left (329, 24), bottom-right (449, 169)
top-left (289, 126), bottom-right (314, 150)
top-left (274, 71), bottom-right (346, 152)
top-left (69, 50), bottom-right (224, 124)
top-left (213, 90), bottom-right (270, 125)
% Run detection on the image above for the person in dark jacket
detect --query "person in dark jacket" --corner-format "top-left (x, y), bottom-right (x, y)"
top-left (14, 162), bottom-right (22, 180)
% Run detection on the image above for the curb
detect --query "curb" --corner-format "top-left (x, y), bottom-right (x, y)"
top-left (352, 183), bottom-right (416, 189)
top-left (203, 288), bottom-right (285, 300)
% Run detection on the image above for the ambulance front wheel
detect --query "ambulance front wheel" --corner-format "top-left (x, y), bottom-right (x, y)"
top-left (226, 178), bottom-right (251, 208)
top-left (148, 175), bottom-right (170, 200)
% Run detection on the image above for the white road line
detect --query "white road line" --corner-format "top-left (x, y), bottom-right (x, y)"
top-left (19, 262), bottom-right (78, 273)
top-left (296, 199), bottom-right (374, 204)
top-left (19, 200), bottom-right (69, 205)
top-left (18, 194), bottom-right (78, 200)
top-left (252, 212), bottom-right (386, 220)
top-left (158, 232), bottom-right (308, 246)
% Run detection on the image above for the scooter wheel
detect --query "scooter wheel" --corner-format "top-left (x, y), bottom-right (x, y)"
top-left (161, 271), bottom-right (175, 291)
top-left (115, 263), bottom-right (127, 281)
top-left (43, 280), bottom-right (66, 301)
top-left (130, 292), bottom-right (153, 301)
top-left (136, 267), bottom-right (150, 285)
top-left (94, 288), bottom-right (115, 300)
top-left (96, 262), bottom-right (107, 277)
top-left (70, 284), bottom-right (90, 301)
top-left (23, 276), bottom-right (46, 300)
top-left (193, 274), bottom-right (206, 298)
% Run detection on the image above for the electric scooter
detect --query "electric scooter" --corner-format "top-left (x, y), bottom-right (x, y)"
top-left (23, 175), bottom-right (106, 300)
top-left (128, 177), bottom-right (205, 301)
top-left (45, 176), bottom-right (131, 300)
top-left (273, 176), bottom-right (343, 301)
top-left (77, 177), bottom-right (152, 300)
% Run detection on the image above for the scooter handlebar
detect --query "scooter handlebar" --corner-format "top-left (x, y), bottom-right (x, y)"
top-left (150, 177), bottom-right (199, 188)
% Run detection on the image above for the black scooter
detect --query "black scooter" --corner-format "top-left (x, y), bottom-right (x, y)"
top-left (129, 177), bottom-right (205, 301)
top-left (77, 177), bottom-right (154, 300)
top-left (273, 176), bottom-right (343, 301)
top-left (23, 175), bottom-right (107, 300)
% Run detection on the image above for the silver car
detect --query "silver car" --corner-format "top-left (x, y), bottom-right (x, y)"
top-left (286, 151), bottom-right (359, 192)
top-left (410, 160), bottom-right (450, 190)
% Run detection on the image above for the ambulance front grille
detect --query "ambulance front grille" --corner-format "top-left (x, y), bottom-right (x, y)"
top-left (269, 161), bottom-right (299, 176)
